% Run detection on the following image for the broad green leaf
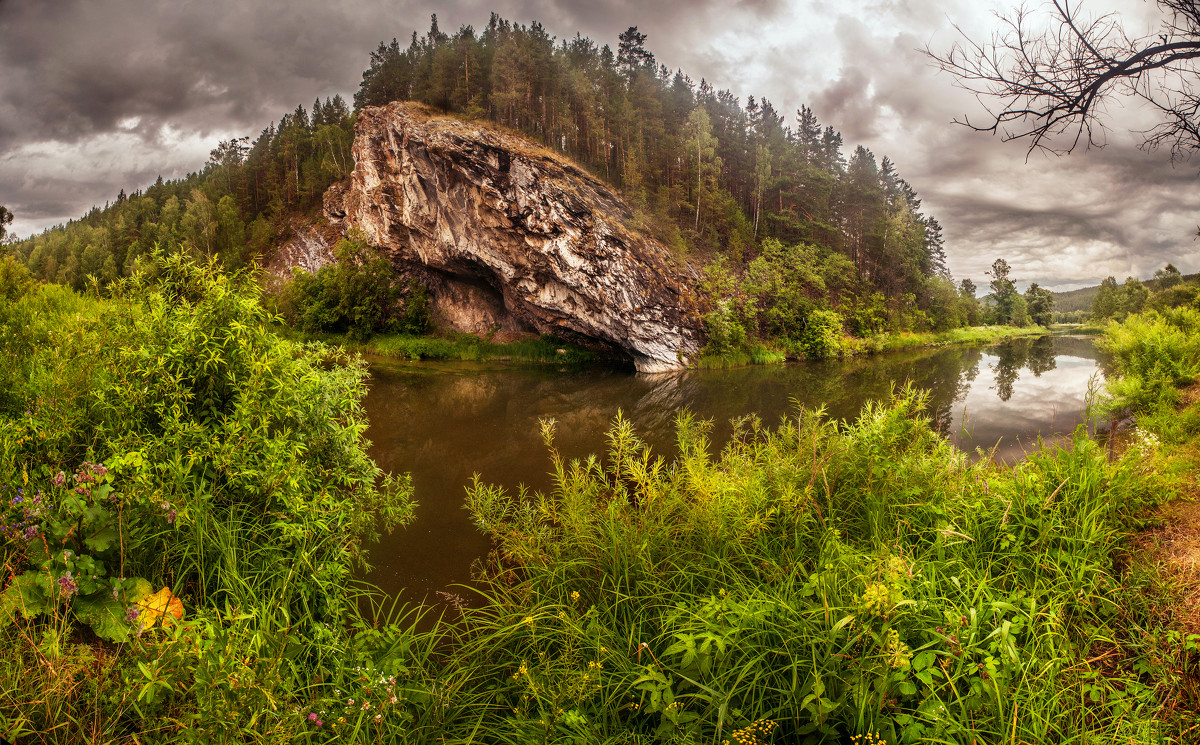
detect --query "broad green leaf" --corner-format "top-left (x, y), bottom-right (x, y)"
top-left (75, 595), bottom-right (133, 642)
top-left (84, 525), bottom-right (120, 553)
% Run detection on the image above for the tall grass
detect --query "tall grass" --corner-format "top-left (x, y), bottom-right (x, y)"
top-left (285, 329), bottom-right (605, 366)
top-left (324, 388), bottom-right (1176, 743)
top-left (1100, 306), bottom-right (1200, 442)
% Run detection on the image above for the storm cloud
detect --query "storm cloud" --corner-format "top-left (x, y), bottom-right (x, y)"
top-left (1, 0), bottom-right (1196, 288)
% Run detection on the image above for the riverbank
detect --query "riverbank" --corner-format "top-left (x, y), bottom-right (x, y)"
top-left (277, 327), bottom-right (606, 365)
top-left (847, 323), bottom-right (1047, 354)
top-left (698, 323), bottom-right (1046, 368)
top-left (288, 323), bottom-right (1047, 372)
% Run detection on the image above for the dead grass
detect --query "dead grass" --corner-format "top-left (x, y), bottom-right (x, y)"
top-left (1135, 495), bottom-right (1200, 634)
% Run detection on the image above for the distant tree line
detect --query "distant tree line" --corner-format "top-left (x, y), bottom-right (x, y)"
top-left (6, 97), bottom-right (355, 289)
top-left (1087, 264), bottom-right (1197, 322)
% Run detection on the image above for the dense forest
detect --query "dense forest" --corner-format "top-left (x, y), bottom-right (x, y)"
top-left (8, 14), bottom-right (998, 352)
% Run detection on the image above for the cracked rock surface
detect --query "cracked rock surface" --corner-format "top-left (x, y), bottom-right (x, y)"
top-left (325, 102), bottom-right (703, 372)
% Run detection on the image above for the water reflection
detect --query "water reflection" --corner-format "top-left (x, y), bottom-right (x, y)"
top-left (362, 334), bottom-right (1103, 600)
top-left (988, 335), bottom-right (1061, 401)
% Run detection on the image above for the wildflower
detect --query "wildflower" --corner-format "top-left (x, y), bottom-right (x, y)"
top-left (308, 713), bottom-right (318, 722)
top-left (522, 615), bottom-right (534, 625)
top-left (23, 525), bottom-right (37, 540)
top-left (315, 720), bottom-right (323, 727)
top-left (860, 582), bottom-right (892, 617)
top-left (362, 701), bottom-right (371, 710)
top-left (124, 605), bottom-right (141, 623)
top-left (347, 698), bottom-right (355, 705)
top-left (570, 591), bottom-right (580, 602)
top-left (57, 571), bottom-right (78, 598)
top-left (373, 714), bottom-right (382, 723)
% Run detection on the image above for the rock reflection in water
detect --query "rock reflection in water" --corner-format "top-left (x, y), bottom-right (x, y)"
top-left (362, 334), bottom-right (1102, 601)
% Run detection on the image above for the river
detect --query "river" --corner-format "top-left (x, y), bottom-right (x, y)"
top-left (361, 333), bottom-right (1103, 601)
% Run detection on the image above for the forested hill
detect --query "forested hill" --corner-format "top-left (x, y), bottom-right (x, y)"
top-left (1053, 271), bottom-right (1200, 313)
top-left (8, 14), bottom-right (970, 336)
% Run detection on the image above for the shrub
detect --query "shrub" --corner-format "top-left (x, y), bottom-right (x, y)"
top-left (800, 308), bottom-right (844, 359)
top-left (1100, 307), bottom-right (1200, 414)
top-left (277, 233), bottom-right (427, 340)
top-left (0, 252), bottom-right (413, 740)
top-left (702, 299), bottom-right (747, 357)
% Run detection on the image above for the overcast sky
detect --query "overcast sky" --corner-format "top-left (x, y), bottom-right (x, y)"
top-left (1, 0), bottom-right (1194, 289)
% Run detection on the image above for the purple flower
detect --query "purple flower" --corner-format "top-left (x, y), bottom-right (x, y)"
top-left (51, 472), bottom-right (66, 487)
top-left (125, 605), bottom-right (141, 622)
top-left (23, 525), bottom-right (37, 540)
top-left (57, 571), bottom-right (78, 598)
top-left (308, 713), bottom-right (318, 723)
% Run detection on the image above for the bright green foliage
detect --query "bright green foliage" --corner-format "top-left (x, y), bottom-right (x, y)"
top-left (702, 299), bottom-right (748, 357)
top-left (0, 253), bottom-right (413, 740)
top-left (799, 308), bottom-right (844, 359)
top-left (422, 389), bottom-right (1174, 743)
top-left (0, 254), bottom-right (33, 302)
top-left (274, 234), bottom-right (428, 340)
top-left (1101, 306), bottom-right (1200, 417)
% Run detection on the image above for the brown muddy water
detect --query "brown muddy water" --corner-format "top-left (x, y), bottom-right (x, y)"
top-left (361, 334), bottom-right (1103, 602)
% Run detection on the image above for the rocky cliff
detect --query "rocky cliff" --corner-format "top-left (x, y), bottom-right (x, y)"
top-left (324, 102), bottom-right (703, 372)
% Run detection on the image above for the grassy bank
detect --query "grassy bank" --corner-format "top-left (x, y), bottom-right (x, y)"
top-left (3, 262), bottom-right (1198, 743)
top-left (279, 328), bottom-right (607, 366)
top-left (701, 324), bottom-right (1046, 368)
top-left (851, 324), bottom-right (1046, 355)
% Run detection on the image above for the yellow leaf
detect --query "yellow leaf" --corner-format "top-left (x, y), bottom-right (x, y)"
top-left (136, 587), bottom-right (185, 628)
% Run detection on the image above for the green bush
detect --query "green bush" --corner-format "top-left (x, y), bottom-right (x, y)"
top-left (800, 308), bottom-right (844, 359)
top-left (1100, 307), bottom-right (1200, 415)
top-left (0, 254), bottom-right (33, 302)
top-left (277, 234), bottom-right (428, 341)
top-left (701, 299), bottom-right (747, 357)
top-left (0, 252), bottom-right (413, 741)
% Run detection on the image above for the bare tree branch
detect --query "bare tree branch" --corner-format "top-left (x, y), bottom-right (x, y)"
top-left (926, 0), bottom-right (1200, 161)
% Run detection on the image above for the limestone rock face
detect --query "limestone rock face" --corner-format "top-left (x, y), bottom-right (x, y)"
top-left (325, 102), bottom-right (703, 372)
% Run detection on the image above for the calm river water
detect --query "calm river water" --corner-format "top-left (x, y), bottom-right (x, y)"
top-left (362, 334), bottom-right (1103, 601)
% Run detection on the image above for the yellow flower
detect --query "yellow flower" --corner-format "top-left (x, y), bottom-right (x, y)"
top-left (570, 591), bottom-right (580, 602)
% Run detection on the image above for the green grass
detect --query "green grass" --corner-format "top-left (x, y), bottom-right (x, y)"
top-left (696, 343), bottom-right (786, 368)
top-left (702, 325), bottom-right (1046, 368)
top-left (861, 324), bottom-right (1046, 353)
top-left (280, 328), bottom-right (606, 366)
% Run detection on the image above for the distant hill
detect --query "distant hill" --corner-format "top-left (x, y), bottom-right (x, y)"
top-left (1053, 273), bottom-right (1200, 313)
